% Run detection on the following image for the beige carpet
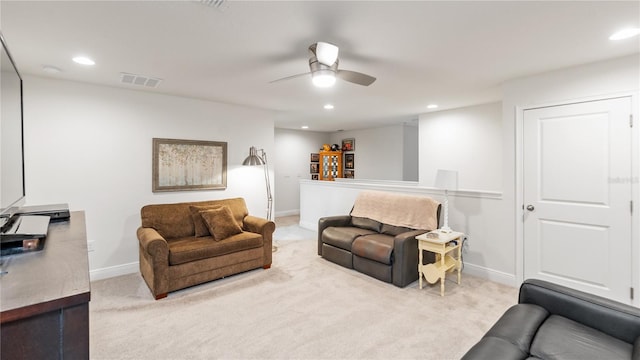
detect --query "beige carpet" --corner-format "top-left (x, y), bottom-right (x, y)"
top-left (90, 225), bottom-right (518, 359)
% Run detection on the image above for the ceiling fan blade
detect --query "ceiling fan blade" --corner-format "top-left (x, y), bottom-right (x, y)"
top-left (336, 70), bottom-right (376, 86)
top-left (269, 72), bottom-right (311, 84)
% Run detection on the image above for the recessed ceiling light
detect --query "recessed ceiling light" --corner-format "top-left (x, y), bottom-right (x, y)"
top-left (301, 125), bottom-right (309, 129)
top-left (427, 104), bottom-right (439, 109)
top-left (42, 65), bottom-right (62, 74)
top-left (609, 28), bottom-right (640, 40)
top-left (324, 104), bottom-right (334, 110)
top-left (72, 56), bottom-right (95, 65)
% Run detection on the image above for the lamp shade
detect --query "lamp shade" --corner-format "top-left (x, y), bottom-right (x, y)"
top-left (242, 146), bottom-right (265, 166)
top-left (435, 169), bottom-right (458, 191)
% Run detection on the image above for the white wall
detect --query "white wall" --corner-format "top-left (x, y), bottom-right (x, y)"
top-left (419, 102), bottom-right (502, 191)
top-left (502, 54), bottom-right (640, 301)
top-left (412, 55), bottom-right (639, 288)
top-left (274, 128), bottom-right (329, 216)
top-left (329, 124), bottom-right (405, 180)
top-left (403, 122), bottom-right (419, 181)
top-left (273, 123), bottom-right (419, 216)
top-left (22, 76), bottom-right (275, 280)
top-left (417, 101), bottom-right (508, 282)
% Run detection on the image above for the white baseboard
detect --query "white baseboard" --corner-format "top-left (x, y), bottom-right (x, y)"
top-left (275, 209), bottom-right (300, 217)
top-left (462, 262), bottom-right (517, 287)
top-left (87, 250), bottom-right (517, 289)
top-left (90, 261), bottom-right (139, 282)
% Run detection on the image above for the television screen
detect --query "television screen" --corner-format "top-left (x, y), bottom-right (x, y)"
top-left (0, 32), bottom-right (25, 228)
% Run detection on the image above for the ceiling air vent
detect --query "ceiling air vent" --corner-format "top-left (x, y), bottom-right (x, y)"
top-left (197, 0), bottom-right (228, 10)
top-left (120, 73), bottom-right (162, 88)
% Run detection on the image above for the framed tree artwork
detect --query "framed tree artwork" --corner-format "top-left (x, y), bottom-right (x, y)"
top-left (152, 138), bottom-right (227, 192)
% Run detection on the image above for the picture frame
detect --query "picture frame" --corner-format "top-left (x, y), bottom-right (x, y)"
top-left (344, 170), bottom-right (355, 179)
top-left (310, 153), bottom-right (319, 162)
top-left (152, 138), bottom-right (227, 192)
top-left (344, 153), bottom-right (354, 169)
top-left (342, 138), bottom-right (355, 151)
top-left (310, 163), bottom-right (319, 174)
top-left (311, 174), bottom-right (319, 180)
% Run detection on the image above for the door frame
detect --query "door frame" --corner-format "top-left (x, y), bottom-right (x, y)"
top-left (514, 91), bottom-right (640, 306)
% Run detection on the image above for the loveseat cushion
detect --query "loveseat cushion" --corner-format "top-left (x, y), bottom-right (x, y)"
top-left (529, 315), bottom-right (633, 360)
top-left (141, 198), bottom-right (249, 239)
top-left (322, 226), bottom-right (376, 251)
top-left (351, 234), bottom-right (394, 265)
top-left (201, 206), bottom-right (243, 241)
top-left (351, 217), bottom-right (382, 232)
top-left (380, 223), bottom-right (415, 236)
top-left (461, 337), bottom-right (529, 360)
top-left (167, 232), bottom-right (262, 265)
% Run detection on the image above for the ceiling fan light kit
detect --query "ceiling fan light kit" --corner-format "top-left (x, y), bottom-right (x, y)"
top-left (312, 70), bottom-right (336, 88)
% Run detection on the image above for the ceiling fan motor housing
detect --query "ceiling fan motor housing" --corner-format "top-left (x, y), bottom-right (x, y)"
top-left (309, 58), bottom-right (339, 75)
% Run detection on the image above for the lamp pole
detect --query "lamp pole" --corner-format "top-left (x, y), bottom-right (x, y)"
top-left (259, 149), bottom-right (273, 221)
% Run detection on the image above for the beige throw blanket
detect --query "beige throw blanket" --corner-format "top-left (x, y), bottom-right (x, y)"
top-left (350, 190), bottom-right (440, 230)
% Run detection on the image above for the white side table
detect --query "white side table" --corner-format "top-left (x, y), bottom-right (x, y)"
top-left (416, 230), bottom-right (463, 296)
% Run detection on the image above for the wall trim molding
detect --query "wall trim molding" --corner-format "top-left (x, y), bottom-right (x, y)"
top-left (87, 243), bottom-right (518, 290)
top-left (275, 209), bottom-right (300, 218)
top-left (90, 261), bottom-right (139, 282)
top-left (462, 262), bottom-right (517, 287)
top-left (310, 179), bottom-right (503, 200)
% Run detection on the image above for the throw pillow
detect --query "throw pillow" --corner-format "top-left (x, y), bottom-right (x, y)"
top-left (200, 206), bottom-right (243, 241)
top-left (189, 205), bottom-right (222, 237)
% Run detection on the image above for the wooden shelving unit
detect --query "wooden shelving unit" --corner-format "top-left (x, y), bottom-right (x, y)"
top-left (319, 150), bottom-right (342, 180)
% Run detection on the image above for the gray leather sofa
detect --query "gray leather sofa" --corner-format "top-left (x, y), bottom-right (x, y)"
top-left (317, 206), bottom-right (440, 287)
top-left (462, 279), bottom-right (640, 360)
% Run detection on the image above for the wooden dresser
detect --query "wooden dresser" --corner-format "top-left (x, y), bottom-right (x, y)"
top-left (1, 211), bottom-right (90, 359)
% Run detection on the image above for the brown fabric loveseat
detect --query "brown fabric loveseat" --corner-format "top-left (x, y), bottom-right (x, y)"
top-left (137, 198), bottom-right (275, 299)
top-left (318, 191), bottom-right (441, 287)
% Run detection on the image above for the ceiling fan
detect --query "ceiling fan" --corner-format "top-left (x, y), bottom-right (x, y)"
top-left (270, 42), bottom-right (376, 87)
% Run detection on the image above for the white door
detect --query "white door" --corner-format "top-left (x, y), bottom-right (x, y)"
top-left (523, 97), bottom-right (633, 303)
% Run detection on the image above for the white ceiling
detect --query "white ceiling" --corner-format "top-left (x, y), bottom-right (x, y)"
top-left (2, 1), bottom-right (639, 132)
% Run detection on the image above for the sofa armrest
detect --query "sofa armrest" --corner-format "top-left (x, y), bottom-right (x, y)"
top-left (392, 229), bottom-right (428, 287)
top-left (137, 227), bottom-right (170, 299)
top-left (243, 215), bottom-right (275, 267)
top-left (137, 226), bottom-right (169, 258)
top-left (243, 215), bottom-right (276, 235)
top-left (317, 215), bottom-right (352, 255)
top-left (519, 279), bottom-right (640, 344)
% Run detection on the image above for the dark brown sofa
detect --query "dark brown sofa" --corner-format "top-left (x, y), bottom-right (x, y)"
top-left (462, 279), bottom-right (640, 360)
top-left (137, 198), bottom-right (275, 299)
top-left (318, 191), bottom-right (441, 287)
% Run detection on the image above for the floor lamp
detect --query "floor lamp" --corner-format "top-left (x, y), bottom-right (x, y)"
top-left (242, 146), bottom-right (275, 251)
top-left (435, 169), bottom-right (458, 233)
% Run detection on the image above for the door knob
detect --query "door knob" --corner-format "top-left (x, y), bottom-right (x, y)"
top-left (526, 205), bottom-right (535, 211)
